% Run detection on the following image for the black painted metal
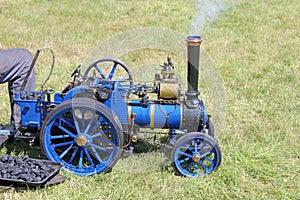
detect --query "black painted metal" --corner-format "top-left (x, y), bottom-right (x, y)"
top-left (186, 36), bottom-right (203, 94)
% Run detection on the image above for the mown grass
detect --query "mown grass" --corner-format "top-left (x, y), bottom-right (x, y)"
top-left (1, 0), bottom-right (299, 199)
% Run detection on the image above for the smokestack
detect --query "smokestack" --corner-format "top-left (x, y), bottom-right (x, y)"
top-left (186, 35), bottom-right (203, 95)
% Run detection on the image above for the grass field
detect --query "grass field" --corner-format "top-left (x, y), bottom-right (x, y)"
top-left (0, 0), bottom-right (299, 199)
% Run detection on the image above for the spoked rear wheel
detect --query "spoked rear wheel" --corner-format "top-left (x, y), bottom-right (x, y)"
top-left (171, 132), bottom-right (221, 177)
top-left (40, 97), bottom-right (123, 176)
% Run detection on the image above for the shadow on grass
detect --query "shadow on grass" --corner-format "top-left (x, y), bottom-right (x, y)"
top-left (115, 135), bottom-right (175, 174)
top-left (1, 138), bottom-right (45, 159)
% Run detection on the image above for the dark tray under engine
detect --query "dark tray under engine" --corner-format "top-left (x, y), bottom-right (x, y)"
top-left (0, 155), bottom-right (63, 186)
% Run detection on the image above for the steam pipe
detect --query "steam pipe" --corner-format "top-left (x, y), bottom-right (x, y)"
top-left (185, 35), bottom-right (204, 96)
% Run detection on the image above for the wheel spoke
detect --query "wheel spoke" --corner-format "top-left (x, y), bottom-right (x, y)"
top-left (185, 162), bottom-right (194, 171)
top-left (108, 62), bottom-right (117, 79)
top-left (94, 64), bottom-right (106, 79)
top-left (81, 109), bottom-right (85, 129)
top-left (60, 117), bottom-right (75, 129)
top-left (194, 139), bottom-right (198, 153)
top-left (91, 143), bottom-right (108, 153)
top-left (185, 144), bottom-right (193, 153)
top-left (50, 134), bottom-right (71, 139)
top-left (84, 58), bottom-right (133, 85)
top-left (79, 148), bottom-right (84, 169)
top-left (204, 157), bottom-right (213, 163)
top-left (198, 141), bottom-right (206, 151)
top-left (68, 146), bottom-right (80, 164)
top-left (91, 146), bottom-right (104, 163)
top-left (71, 110), bottom-right (81, 133)
top-left (56, 123), bottom-right (77, 138)
top-left (116, 78), bottom-right (130, 82)
top-left (200, 151), bottom-right (212, 159)
top-left (178, 150), bottom-right (193, 158)
top-left (83, 113), bottom-right (96, 135)
top-left (179, 157), bottom-right (191, 164)
top-left (90, 122), bottom-right (101, 131)
top-left (90, 116), bottom-right (108, 131)
top-left (198, 161), bottom-right (207, 174)
top-left (195, 162), bottom-right (199, 174)
top-left (83, 147), bottom-right (95, 167)
top-left (59, 143), bottom-right (74, 159)
top-left (52, 141), bottom-right (74, 149)
top-left (78, 108), bottom-right (93, 131)
top-left (91, 129), bottom-right (109, 139)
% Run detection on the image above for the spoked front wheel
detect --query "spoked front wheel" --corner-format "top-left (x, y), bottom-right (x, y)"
top-left (40, 97), bottom-right (123, 176)
top-left (171, 132), bottom-right (221, 177)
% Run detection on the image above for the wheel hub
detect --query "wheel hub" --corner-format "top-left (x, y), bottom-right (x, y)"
top-left (76, 135), bottom-right (88, 146)
top-left (192, 154), bottom-right (201, 163)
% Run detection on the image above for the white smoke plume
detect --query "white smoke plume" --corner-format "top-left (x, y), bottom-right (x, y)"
top-left (190, 0), bottom-right (235, 35)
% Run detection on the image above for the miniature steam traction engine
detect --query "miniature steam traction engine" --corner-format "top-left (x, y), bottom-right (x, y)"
top-left (1, 36), bottom-right (221, 177)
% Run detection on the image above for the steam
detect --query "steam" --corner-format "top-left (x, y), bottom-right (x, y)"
top-left (190, 0), bottom-right (232, 35)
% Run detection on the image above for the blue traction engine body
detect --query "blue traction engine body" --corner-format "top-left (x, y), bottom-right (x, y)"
top-left (9, 36), bottom-right (221, 177)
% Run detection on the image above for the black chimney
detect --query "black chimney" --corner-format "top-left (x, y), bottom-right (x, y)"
top-left (186, 35), bottom-right (203, 96)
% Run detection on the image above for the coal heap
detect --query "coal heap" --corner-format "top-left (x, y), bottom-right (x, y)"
top-left (0, 154), bottom-right (56, 183)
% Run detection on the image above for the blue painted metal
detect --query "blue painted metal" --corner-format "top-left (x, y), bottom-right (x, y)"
top-left (172, 132), bottom-right (221, 177)
top-left (4, 36), bottom-right (221, 177)
top-left (41, 98), bottom-right (122, 176)
top-left (10, 72), bottom-right (212, 177)
top-left (15, 91), bottom-right (60, 128)
top-left (128, 100), bottom-right (181, 129)
top-left (15, 91), bottom-right (44, 127)
top-left (201, 101), bottom-right (208, 129)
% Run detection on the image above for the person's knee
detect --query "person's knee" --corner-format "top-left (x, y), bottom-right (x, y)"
top-left (18, 48), bottom-right (33, 63)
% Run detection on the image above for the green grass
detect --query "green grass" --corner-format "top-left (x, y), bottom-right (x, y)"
top-left (1, 0), bottom-right (299, 199)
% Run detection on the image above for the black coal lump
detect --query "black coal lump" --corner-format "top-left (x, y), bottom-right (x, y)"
top-left (2, 169), bottom-right (7, 174)
top-left (22, 155), bottom-right (29, 161)
top-left (35, 176), bottom-right (42, 182)
top-left (19, 174), bottom-right (29, 181)
top-left (15, 156), bottom-right (22, 164)
top-left (39, 162), bottom-right (47, 170)
top-left (32, 167), bottom-right (39, 174)
top-left (3, 173), bottom-right (10, 179)
top-left (21, 167), bottom-right (29, 174)
top-left (6, 165), bottom-right (14, 173)
top-left (0, 154), bottom-right (9, 162)
top-left (11, 167), bottom-right (22, 175)
top-left (7, 155), bottom-right (13, 163)
top-left (10, 175), bottom-right (17, 180)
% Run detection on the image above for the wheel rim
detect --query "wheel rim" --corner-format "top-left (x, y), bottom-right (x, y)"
top-left (42, 103), bottom-right (121, 176)
top-left (173, 135), bottom-right (220, 177)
